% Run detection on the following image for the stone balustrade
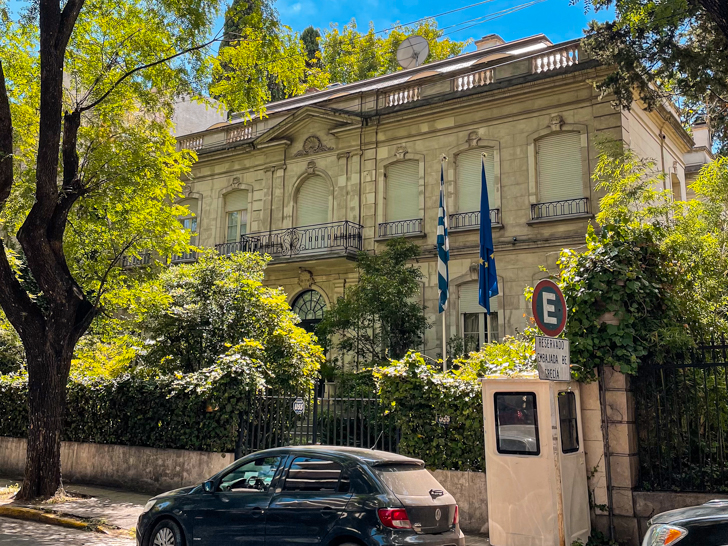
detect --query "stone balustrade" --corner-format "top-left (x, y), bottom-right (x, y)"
top-left (456, 68), bottom-right (495, 91)
top-left (532, 46), bottom-right (579, 74)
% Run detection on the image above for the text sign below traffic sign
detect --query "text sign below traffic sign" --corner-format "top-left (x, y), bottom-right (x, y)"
top-left (532, 279), bottom-right (568, 337)
top-left (535, 336), bottom-right (571, 381)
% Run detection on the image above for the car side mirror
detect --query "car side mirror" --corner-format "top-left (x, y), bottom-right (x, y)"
top-left (203, 480), bottom-right (215, 493)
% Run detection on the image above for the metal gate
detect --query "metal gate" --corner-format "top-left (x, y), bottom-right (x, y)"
top-left (234, 381), bottom-right (400, 459)
top-left (634, 336), bottom-right (728, 492)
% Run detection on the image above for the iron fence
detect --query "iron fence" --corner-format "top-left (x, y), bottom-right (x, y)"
top-left (217, 221), bottom-right (363, 259)
top-left (530, 197), bottom-right (589, 220)
top-left (449, 209), bottom-right (500, 230)
top-left (235, 382), bottom-right (400, 459)
top-left (634, 336), bottom-right (728, 492)
top-left (377, 218), bottom-right (423, 238)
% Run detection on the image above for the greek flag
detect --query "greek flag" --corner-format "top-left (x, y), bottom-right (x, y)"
top-left (437, 162), bottom-right (449, 313)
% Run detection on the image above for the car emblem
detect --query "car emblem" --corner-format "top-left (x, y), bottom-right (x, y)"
top-left (435, 508), bottom-right (441, 521)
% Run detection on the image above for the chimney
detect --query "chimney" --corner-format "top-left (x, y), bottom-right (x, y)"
top-left (475, 34), bottom-right (506, 51)
top-left (692, 121), bottom-right (712, 149)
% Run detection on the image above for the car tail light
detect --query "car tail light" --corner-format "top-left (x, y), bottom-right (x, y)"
top-left (453, 505), bottom-right (459, 526)
top-left (378, 508), bottom-right (412, 529)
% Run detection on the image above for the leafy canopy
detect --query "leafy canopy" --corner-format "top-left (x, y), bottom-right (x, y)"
top-left (316, 238), bottom-right (430, 364)
top-left (579, 0), bottom-right (728, 152)
top-left (76, 252), bottom-right (323, 390)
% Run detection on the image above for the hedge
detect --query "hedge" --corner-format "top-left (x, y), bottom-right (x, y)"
top-left (375, 353), bottom-right (485, 472)
top-left (0, 355), bottom-right (264, 453)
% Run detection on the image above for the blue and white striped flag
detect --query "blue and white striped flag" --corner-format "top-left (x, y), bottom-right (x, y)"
top-left (437, 161), bottom-right (449, 313)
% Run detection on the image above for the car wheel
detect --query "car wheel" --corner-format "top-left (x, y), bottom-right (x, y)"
top-left (149, 519), bottom-right (183, 546)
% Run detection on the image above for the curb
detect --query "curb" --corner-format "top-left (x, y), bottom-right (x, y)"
top-left (0, 504), bottom-right (101, 532)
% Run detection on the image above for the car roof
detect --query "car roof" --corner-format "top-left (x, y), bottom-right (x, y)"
top-left (248, 445), bottom-right (425, 467)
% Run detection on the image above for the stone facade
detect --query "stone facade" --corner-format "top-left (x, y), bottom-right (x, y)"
top-left (176, 36), bottom-right (696, 361)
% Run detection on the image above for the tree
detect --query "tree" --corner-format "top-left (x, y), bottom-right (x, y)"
top-left (316, 238), bottom-right (429, 364)
top-left (320, 19), bottom-right (469, 85)
top-left (0, 0), bottom-right (313, 499)
top-left (579, 0), bottom-right (728, 152)
top-left (130, 252), bottom-right (323, 388)
top-left (301, 26), bottom-right (321, 69)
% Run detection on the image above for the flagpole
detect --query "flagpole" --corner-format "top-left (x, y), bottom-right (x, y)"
top-left (440, 154), bottom-right (448, 371)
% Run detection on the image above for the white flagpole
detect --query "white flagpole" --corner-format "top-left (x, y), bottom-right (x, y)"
top-left (441, 154), bottom-right (448, 371)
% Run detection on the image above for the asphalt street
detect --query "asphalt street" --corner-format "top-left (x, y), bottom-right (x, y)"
top-left (0, 517), bottom-right (135, 545)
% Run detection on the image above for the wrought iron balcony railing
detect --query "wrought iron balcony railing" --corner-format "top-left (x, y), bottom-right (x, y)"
top-left (377, 218), bottom-right (423, 238)
top-left (449, 209), bottom-right (500, 230)
top-left (531, 197), bottom-right (589, 220)
top-left (216, 221), bottom-right (363, 259)
top-left (171, 251), bottom-right (197, 264)
top-left (121, 253), bottom-right (152, 268)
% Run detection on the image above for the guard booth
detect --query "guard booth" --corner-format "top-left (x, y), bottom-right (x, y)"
top-left (482, 374), bottom-right (590, 546)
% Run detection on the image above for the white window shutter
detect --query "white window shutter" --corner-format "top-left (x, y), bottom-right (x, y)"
top-left (179, 198), bottom-right (198, 217)
top-left (296, 176), bottom-right (330, 226)
top-left (225, 190), bottom-right (248, 212)
top-left (459, 282), bottom-right (498, 313)
top-left (386, 160), bottom-right (420, 221)
top-left (537, 132), bottom-right (583, 202)
top-left (457, 148), bottom-right (495, 212)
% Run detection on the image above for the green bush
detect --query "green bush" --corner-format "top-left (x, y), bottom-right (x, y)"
top-left (0, 351), bottom-right (266, 452)
top-left (375, 353), bottom-right (485, 471)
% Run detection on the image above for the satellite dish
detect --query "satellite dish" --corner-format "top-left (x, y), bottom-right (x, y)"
top-left (396, 35), bottom-right (430, 69)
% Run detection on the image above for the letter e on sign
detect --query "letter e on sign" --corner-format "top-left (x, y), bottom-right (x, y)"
top-left (532, 279), bottom-right (567, 337)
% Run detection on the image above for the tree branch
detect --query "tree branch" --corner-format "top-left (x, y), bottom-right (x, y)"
top-left (79, 33), bottom-right (223, 113)
top-left (56, 0), bottom-right (86, 55)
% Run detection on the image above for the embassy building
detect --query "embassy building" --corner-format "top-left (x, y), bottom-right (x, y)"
top-left (171, 33), bottom-right (712, 361)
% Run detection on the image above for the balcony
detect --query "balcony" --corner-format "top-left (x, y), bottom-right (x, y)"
top-left (449, 209), bottom-right (501, 231)
top-left (530, 198), bottom-right (590, 221)
top-left (216, 221), bottom-right (363, 261)
top-left (377, 219), bottom-right (424, 239)
top-left (171, 251), bottom-right (198, 264)
top-left (121, 254), bottom-right (151, 268)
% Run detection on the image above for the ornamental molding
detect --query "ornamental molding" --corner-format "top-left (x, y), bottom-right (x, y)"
top-left (466, 131), bottom-right (480, 147)
top-left (395, 145), bottom-right (408, 159)
top-left (293, 135), bottom-right (333, 157)
top-left (549, 114), bottom-right (565, 131)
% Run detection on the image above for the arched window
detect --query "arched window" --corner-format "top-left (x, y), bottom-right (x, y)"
top-left (179, 198), bottom-right (198, 243)
top-left (292, 290), bottom-right (327, 333)
top-left (536, 132), bottom-right (583, 202)
top-left (386, 160), bottom-right (419, 222)
top-left (296, 176), bottom-right (329, 227)
top-left (457, 148), bottom-right (495, 212)
top-left (459, 282), bottom-right (499, 352)
top-left (225, 190), bottom-right (248, 243)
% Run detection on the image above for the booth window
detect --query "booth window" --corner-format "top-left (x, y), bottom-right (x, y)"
top-left (558, 391), bottom-right (579, 453)
top-left (494, 392), bottom-right (540, 456)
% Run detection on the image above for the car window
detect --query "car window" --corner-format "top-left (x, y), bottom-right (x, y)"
top-left (494, 392), bottom-right (540, 456)
top-left (218, 456), bottom-right (282, 493)
top-left (373, 465), bottom-right (445, 497)
top-left (283, 457), bottom-right (343, 492)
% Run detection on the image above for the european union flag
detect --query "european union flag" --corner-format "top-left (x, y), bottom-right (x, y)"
top-left (479, 153), bottom-right (498, 313)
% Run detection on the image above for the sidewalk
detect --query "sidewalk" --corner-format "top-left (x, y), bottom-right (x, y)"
top-left (0, 478), bottom-right (489, 544)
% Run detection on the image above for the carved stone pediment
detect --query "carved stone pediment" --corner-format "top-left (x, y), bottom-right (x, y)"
top-left (293, 135), bottom-right (333, 157)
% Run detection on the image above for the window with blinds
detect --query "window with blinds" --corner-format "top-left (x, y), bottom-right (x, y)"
top-left (460, 282), bottom-right (499, 348)
top-left (296, 175), bottom-right (330, 227)
top-left (536, 132), bottom-right (583, 203)
top-left (225, 190), bottom-right (248, 243)
top-left (386, 160), bottom-right (420, 222)
top-left (459, 282), bottom-right (498, 314)
top-left (457, 148), bottom-right (496, 212)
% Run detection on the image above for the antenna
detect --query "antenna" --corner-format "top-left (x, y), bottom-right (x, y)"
top-left (396, 35), bottom-right (430, 69)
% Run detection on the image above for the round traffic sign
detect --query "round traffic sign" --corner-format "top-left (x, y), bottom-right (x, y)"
top-left (532, 279), bottom-right (567, 337)
top-left (292, 397), bottom-right (305, 415)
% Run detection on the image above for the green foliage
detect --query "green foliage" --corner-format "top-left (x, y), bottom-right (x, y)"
top-left (572, 531), bottom-right (619, 546)
top-left (0, 356), bottom-right (266, 452)
top-left (578, 0), bottom-right (728, 152)
top-left (0, 312), bottom-right (23, 374)
top-left (81, 252), bottom-right (323, 390)
top-left (320, 19), bottom-right (469, 85)
top-left (375, 353), bottom-right (484, 471)
top-left (316, 238), bottom-right (429, 363)
top-left (331, 370), bottom-right (377, 398)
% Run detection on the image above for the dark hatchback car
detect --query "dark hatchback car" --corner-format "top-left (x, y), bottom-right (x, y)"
top-left (137, 446), bottom-right (465, 546)
top-left (642, 499), bottom-right (728, 546)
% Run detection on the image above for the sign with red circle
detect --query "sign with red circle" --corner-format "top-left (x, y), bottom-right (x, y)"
top-left (532, 279), bottom-right (567, 337)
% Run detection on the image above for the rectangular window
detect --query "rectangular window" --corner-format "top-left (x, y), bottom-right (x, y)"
top-left (494, 392), bottom-right (540, 456)
top-left (463, 313), bottom-right (480, 353)
top-left (459, 283), bottom-right (499, 349)
top-left (226, 210), bottom-right (248, 243)
top-left (558, 391), bottom-right (579, 453)
top-left (537, 132), bottom-right (583, 202)
top-left (283, 457), bottom-right (343, 492)
top-left (218, 456), bottom-right (282, 492)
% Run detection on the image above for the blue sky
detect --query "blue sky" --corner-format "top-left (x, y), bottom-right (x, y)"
top-left (243, 0), bottom-right (615, 51)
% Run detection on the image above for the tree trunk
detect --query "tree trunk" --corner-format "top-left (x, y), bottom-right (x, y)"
top-left (17, 347), bottom-right (71, 500)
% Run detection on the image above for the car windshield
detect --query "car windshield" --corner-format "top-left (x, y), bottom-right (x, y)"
top-left (373, 464), bottom-right (445, 496)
